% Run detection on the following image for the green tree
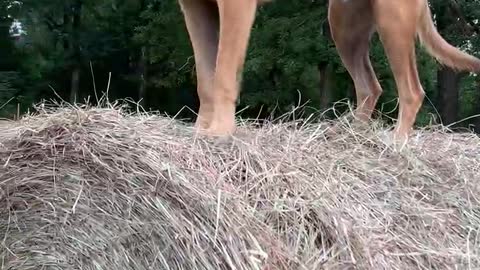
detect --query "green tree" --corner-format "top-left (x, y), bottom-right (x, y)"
top-left (5, 0), bottom-right (480, 132)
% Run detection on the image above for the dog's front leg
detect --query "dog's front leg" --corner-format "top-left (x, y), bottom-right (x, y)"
top-left (179, 0), bottom-right (220, 131)
top-left (205, 0), bottom-right (257, 137)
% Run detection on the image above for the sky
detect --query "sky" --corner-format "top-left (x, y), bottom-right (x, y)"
top-left (10, 19), bottom-right (24, 37)
top-left (7, 1), bottom-right (25, 37)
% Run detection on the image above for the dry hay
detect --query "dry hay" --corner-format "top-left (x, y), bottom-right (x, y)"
top-left (0, 103), bottom-right (479, 270)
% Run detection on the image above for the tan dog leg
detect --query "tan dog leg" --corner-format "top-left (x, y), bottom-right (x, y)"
top-left (179, 0), bottom-right (219, 130)
top-left (329, 0), bottom-right (382, 122)
top-left (374, 0), bottom-right (425, 142)
top-left (205, 0), bottom-right (257, 136)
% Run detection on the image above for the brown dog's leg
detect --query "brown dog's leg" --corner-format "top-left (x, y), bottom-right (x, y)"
top-left (329, 0), bottom-right (382, 122)
top-left (374, 0), bottom-right (425, 141)
top-left (205, 0), bottom-right (257, 136)
top-left (179, 0), bottom-right (219, 130)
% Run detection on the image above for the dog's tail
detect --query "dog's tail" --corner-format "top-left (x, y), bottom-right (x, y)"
top-left (417, 0), bottom-right (480, 72)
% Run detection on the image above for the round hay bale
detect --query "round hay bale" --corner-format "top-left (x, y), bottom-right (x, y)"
top-left (1, 104), bottom-right (479, 269)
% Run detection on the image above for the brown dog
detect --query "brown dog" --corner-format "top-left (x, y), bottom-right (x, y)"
top-left (178, 0), bottom-right (480, 141)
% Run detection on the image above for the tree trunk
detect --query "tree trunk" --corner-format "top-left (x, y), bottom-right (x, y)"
top-left (318, 62), bottom-right (334, 110)
top-left (473, 79), bottom-right (480, 133)
top-left (436, 66), bottom-right (463, 125)
top-left (63, 3), bottom-right (70, 50)
top-left (70, 67), bottom-right (80, 103)
top-left (138, 46), bottom-right (147, 107)
top-left (69, 0), bottom-right (82, 103)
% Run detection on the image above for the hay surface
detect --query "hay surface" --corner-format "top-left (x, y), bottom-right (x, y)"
top-left (1, 104), bottom-right (479, 270)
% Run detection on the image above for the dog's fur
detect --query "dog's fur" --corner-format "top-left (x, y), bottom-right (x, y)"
top-left (178, 0), bottom-right (480, 141)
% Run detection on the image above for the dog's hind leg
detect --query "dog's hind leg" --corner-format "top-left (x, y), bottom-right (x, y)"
top-left (373, 0), bottom-right (425, 142)
top-left (179, 0), bottom-right (219, 130)
top-left (328, 0), bottom-right (383, 122)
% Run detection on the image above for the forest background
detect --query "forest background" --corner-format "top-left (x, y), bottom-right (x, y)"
top-left (1, 0), bottom-right (480, 131)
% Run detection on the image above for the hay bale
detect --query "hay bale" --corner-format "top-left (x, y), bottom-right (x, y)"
top-left (1, 103), bottom-right (479, 270)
